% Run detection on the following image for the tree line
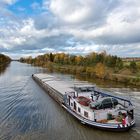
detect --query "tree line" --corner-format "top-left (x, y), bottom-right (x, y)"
top-left (20, 52), bottom-right (140, 85)
top-left (20, 52), bottom-right (123, 68)
top-left (0, 54), bottom-right (11, 65)
top-left (20, 52), bottom-right (124, 79)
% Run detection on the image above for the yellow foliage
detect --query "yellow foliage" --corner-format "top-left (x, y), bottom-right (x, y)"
top-left (75, 56), bottom-right (82, 65)
top-left (95, 63), bottom-right (106, 79)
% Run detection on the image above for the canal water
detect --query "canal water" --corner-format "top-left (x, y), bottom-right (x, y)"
top-left (0, 61), bottom-right (140, 140)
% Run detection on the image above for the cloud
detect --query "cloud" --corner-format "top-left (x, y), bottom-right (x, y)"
top-left (31, 2), bottom-right (41, 10)
top-left (99, 43), bottom-right (140, 57)
top-left (0, 0), bottom-right (140, 58)
top-left (49, 0), bottom-right (118, 26)
top-left (0, 17), bottom-right (75, 54)
top-left (53, 0), bottom-right (140, 45)
top-left (1, 0), bottom-right (18, 5)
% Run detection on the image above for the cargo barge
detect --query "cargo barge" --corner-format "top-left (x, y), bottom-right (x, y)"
top-left (32, 73), bottom-right (135, 131)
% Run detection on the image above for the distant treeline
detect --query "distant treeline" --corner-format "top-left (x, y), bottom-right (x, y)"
top-left (20, 52), bottom-right (123, 68)
top-left (0, 54), bottom-right (11, 65)
top-left (20, 52), bottom-right (140, 86)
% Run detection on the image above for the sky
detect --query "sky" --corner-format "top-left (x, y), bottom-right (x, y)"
top-left (0, 0), bottom-right (140, 59)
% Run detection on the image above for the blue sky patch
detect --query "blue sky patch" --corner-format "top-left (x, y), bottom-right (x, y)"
top-left (8, 0), bottom-right (43, 16)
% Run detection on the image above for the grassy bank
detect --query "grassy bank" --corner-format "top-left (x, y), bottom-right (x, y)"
top-left (20, 52), bottom-right (140, 86)
top-left (44, 63), bottom-right (140, 86)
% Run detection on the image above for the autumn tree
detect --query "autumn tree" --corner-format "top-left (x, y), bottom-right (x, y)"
top-left (86, 52), bottom-right (97, 65)
top-left (94, 63), bottom-right (106, 79)
top-left (0, 54), bottom-right (11, 64)
top-left (54, 54), bottom-right (60, 63)
top-left (75, 56), bottom-right (83, 65)
top-left (63, 54), bottom-right (69, 64)
top-left (69, 55), bottom-right (76, 65)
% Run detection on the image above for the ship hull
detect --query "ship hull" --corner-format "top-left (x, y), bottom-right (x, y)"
top-left (62, 104), bottom-right (135, 132)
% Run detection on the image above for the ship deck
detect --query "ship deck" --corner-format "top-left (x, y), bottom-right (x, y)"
top-left (34, 73), bottom-right (76, 94)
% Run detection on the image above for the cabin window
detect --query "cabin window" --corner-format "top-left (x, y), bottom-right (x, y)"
top-left (71, 103), bottom-right (73, 106)
top-left (74, 102), bottom-right (77, 111)
top-left (84, 111), bottom-right (88, 118)
top-left (78, 107), bottom-right (81, 113)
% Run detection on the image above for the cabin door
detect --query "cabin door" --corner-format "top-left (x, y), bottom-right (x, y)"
top-left (74, 102), bottom-right (77, 111)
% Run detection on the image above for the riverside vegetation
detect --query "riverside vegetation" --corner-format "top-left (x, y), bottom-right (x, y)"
top-left (20, 52), bottom-right (140, 86)
top-left (0, 54), bottom-right (11, 65)
top-left (0, 53), bottom-right (11, 74)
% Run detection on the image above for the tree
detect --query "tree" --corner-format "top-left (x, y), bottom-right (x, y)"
top-left (130, 61), bottom-right (137, 73)
top-left (116, 58), bottom-right (123, 69)
top-left (86, 52), bottom-right (96, 65)
top-left (54, 54), bottom-right (60, 63)
top-left (105, 55), bottom-right (117, 68)
top-left (49, 53), bottom-right (54, 62)
top-left (59, 53), bottom-right (65, 64)
top-left (0, 54), bottom-right (11, 64)
top-left (63, 55), bottom-right (69, 64)
top-left (94, 63), bottom-right (106, 79)
top-left (95, 53), bottom-right (104, 63)
top-left (75, 56), bottom-right (83, 65)
top-left (69, 55), bottom-right (76, 65)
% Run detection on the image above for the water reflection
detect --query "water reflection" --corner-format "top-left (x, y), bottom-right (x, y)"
top-left (74, 74), bottom-right (140, 89)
